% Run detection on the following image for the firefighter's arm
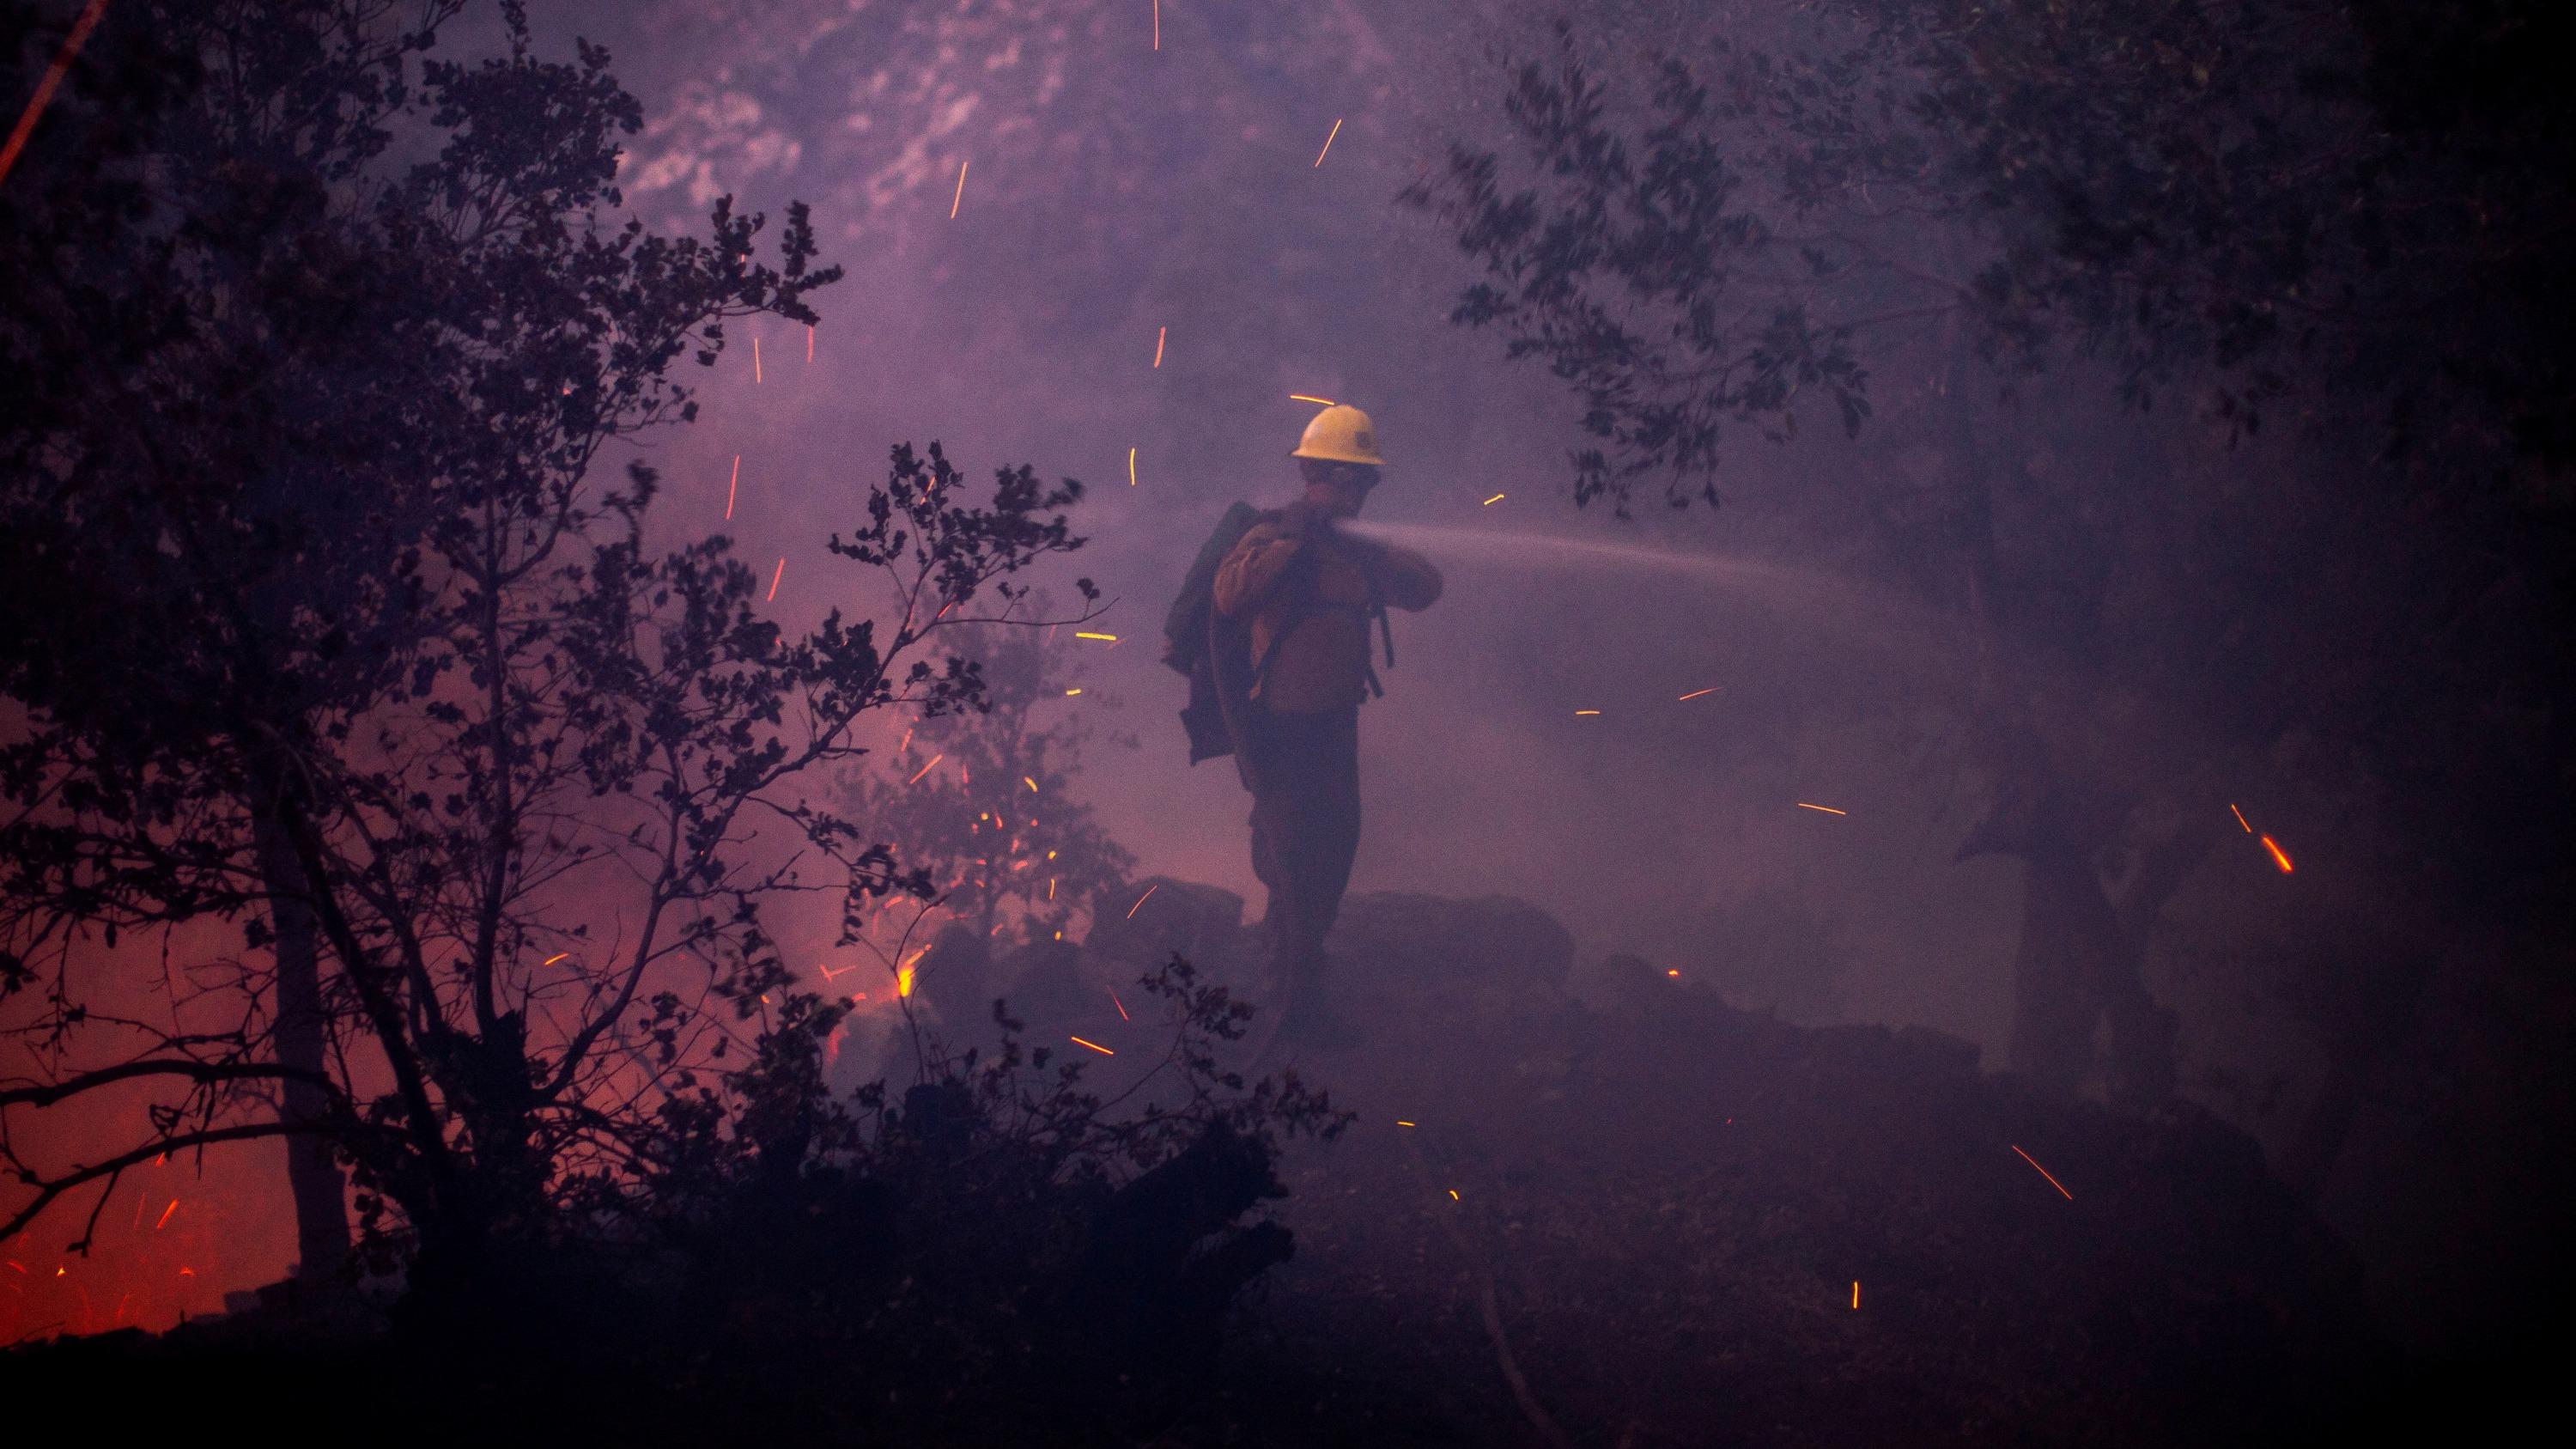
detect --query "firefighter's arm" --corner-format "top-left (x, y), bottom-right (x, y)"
top-left (1377, 544), bottom-right (1443, 612)
top-left (1213, 522), bottom-right (1306, 618)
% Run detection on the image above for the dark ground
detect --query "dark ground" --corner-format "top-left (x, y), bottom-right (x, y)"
top-left (5, 886), bottom-right (2562, 1446)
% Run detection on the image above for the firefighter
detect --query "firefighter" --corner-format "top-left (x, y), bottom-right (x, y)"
top-left (1212, 405), bottom-right (1442, 1045)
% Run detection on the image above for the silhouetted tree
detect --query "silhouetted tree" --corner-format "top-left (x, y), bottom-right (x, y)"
top-left (0, 0), bottom-right (1103, 1297)
top-left (843, 606), bottom-right (1134, 958)
top-left (1406, 3), bottom-right (2572, 1135)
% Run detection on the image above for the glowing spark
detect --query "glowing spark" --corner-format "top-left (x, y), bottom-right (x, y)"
top-left (1110, 990), bottom-right (1130, 1021)
top-left (1574, 709), bottom-right (1601, 716)
top-left (898, 728), bottom-right (914, 752)
top-left (1314, 117), bottom-right (1343, 167)
top-left (753, 335), bottom-right (762, 384)
top-left (1071, 1035), bottom-right (1115, 1056)
top-left (177, 1267), bottom-right (193, 1276)
top-left (2230, 802), bottom-right (2252, 833)
top-left (1289, 393), bottom-right (1335, 405)
top-left (153, 1200), bottom-right (177, 1232)
top-left (1153, 326), bottom-right (1166, 368)
top-left (907, 753), bottom-right (946, 785)
top-left (1666, 968), bottom-right (1680, 977)
top-left (541, 953), bottom-right (569, 967)
top-left (1677, 688), bottom-right (1717, 701)
top-left (806, 325), bottom-right (814, 363)
top-left (1048, 877), bottom-right (1055, 899)
top-left (950, 158), bottom-right (969, 218)
top-left (726, 454), bottom-right (738, 520)
top-left (1128, 446), bottom-right (1138, 487)
top-left (1795, 802), bottom-right (1847, 816)
top-left (895, 947), bottom-right (930, 999)
top-left (2261, 835), bottom-right (2294, 874)
top-left (767, 557), bottom-right (785, 601)
top-left (0, 0), bottom-right (110, 190)
top-left (1074, 631), bottom-right (1120, 642)
top-left (1395, 1121), bottom-right (1416, 1128)
top-left (1024, 776), bottom-right (1040, 792)
top-left (1152, 0), bottom-right (1159, 52)
top-left (2009, 1144), bottom-right (2075, 1201)
top-left (1851, 1282), bottom-right (1861, 1310)
top-left (1482, 493), bottom-right (1505, 506)
top-left (1064, 687), bottom-right (1083, 696)
top-left (1126, 883), bottom-right (1157, 919)
top-left (1447, 1189), bottom-right (1460, 1201)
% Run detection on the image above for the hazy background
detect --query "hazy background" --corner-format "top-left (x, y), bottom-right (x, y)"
top-left (8, 0), bottom-right (2561, 1361)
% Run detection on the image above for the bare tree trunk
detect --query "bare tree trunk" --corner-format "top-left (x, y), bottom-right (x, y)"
top-left (253, 808), bottom-right (351, 1278)
top-left (1971, 759), bottom-right (2181, 1107)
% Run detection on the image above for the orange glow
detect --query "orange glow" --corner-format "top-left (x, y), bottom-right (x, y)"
top-left (1666, 968), bottom-right (1680, 977)
top-left (1795, 802), bottom-right (1848, 816)
top-left (767, 557), bottom-right (785, 601)
top-left (1289, 393), bottom-right (1335, 405)
top-left (540, 952), bottom-right (569, 967)
top-left (1677, 687), bottom-right (1716, 701)
top-left (1126, 883), bottom-right (1158, 919)
top-left (0, 0), bottom-right (110, 190)
top-left (1110, 989), bottom-right (1130, 1021)
top-left (907, 753), bottom-right (945, 785)
top-left (2229, 802), bottom-right (2252, 833)
top-left (1314, 117), bottom-right (1343, 167)
top-left (950, 158), bottom-right (969, 218)
top-left (2261, 835), bottom-right (2294, 874)
top-left (1153, 326), bottom-right (1166, 368)
top-left (2009, 1144), bottom-right (2075, 1201)
top-left (154, 1200), bottom-right (177, 1232)
top-left (1074, 631), bottom-right (1120, 642)
top-left (1063, 688), bottom-right (1083, 696)
top-left (1070, 1035), bottom-right (1115, 1056)
top-left (177, 1267), bottom-right (193, 1277)
top-left (1482, 493), bottom-right (1505, 506)
top-left (726, 454), bottom-right (739, 521)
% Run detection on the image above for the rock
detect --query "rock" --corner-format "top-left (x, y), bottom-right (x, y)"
top-left (1327, 892), bottom-right (1575, 989)
top-left (1081, 876), bottom-right (1255, 987)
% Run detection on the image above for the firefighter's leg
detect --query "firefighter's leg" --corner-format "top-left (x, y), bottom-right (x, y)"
top-left (1276, 712), bottom-right (1362, 1043)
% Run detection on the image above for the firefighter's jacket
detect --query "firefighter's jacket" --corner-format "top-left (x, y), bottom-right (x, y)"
top-left (1213, 508), bottom-right (1443, 715)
